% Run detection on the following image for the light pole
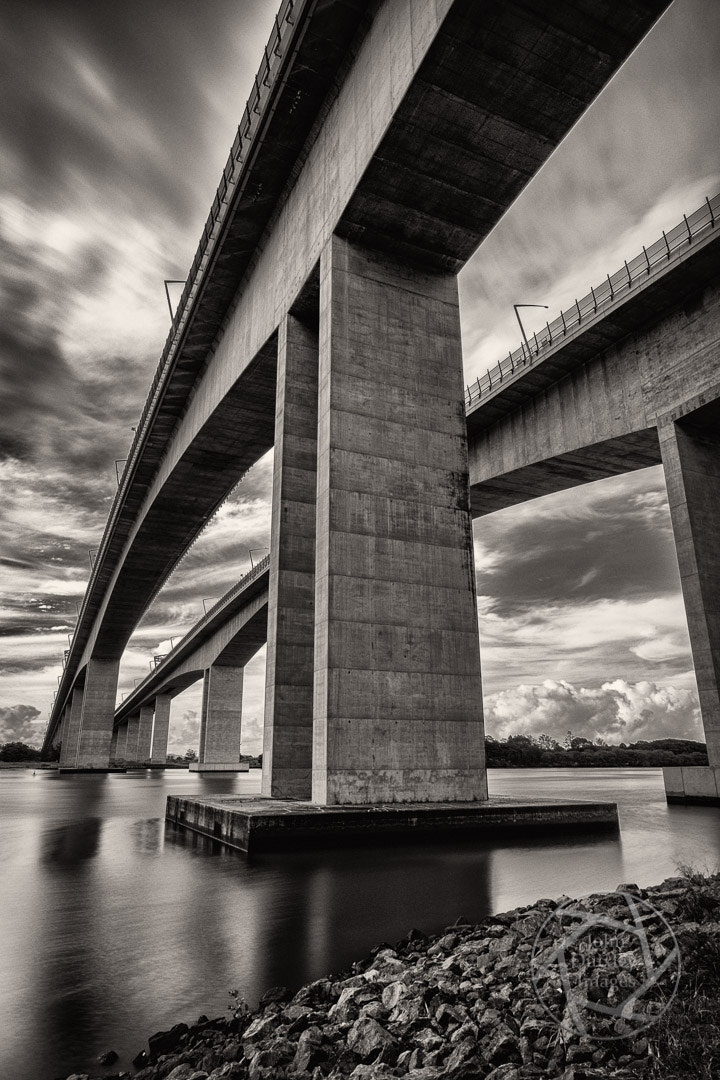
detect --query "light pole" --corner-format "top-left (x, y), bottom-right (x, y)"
top-left (249, 547), bottom-right (268, 568)
top-left (513, 304), bottom-right (549, 362)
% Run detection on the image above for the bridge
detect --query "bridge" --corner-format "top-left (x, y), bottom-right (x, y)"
top-left (44, 0), bottom-right (718, 808)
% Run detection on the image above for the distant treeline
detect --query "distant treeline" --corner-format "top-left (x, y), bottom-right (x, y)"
top-left (485, 734), bottom-right (708, 768)
top-left (0, 738), bottom-right (708, 769)
top-left (0, 741), bottom-right (43, 762)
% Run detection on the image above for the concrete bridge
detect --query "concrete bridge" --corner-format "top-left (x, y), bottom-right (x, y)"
top-left (45, 0), bottom-right (717, 807)
top-left (109, 557), bottom-right (269, 770)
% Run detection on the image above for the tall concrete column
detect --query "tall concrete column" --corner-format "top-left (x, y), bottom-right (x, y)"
top-left (109, 725), bottom-right (119, 764)
top-left (75, 658), bottom-right (121, 769)
top-left (151, 694), bottom-right (171, 765)
top-left (115, 721), bottom-right (128, 762)
top-left (136, 703), bottom-right (154, 765)
top-left (125, 713), bottom-right (140, 766)
top-left (197, 665), bottom-right (243, 770)
top-left (661, 416), bottom-right (720, 801)
top-left (59, 687), bottom-right (84, 769)
top-left (262, 313), bottom-right (319, 798)
top-left (311, 235), bottom-right (486, 805)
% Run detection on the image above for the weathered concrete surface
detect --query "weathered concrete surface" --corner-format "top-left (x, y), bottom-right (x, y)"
top-left (263, 313), bottom-right (319, 799)
top-left (312, 236), bottom-right (485, 805)
top-left (74, 658), bottom-right (120, 770)
top-left (47, 0), bottom-right (669, 754)
top-left (165, 794), bottom-right (618, 854)
top-left (150, 694), bottom-right (171, 765)
top-left (197, 666), bottom-right (244, 769)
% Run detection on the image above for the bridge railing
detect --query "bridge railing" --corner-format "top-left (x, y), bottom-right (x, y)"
top-left (48, 1), bottom-right (306, 738)
top-left (117, 554), bottom-right (271, 712)
top-left (465, 193), bottom-right (719, 411)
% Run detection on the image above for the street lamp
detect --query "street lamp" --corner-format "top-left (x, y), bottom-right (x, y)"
top-left (513, 304), bottom-right (549, 363)
top-left (249, 547), bottom-right (268, 568)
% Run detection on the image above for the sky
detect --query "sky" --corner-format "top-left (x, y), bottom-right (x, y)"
top-left (0, 0), bottom-right (718, 755)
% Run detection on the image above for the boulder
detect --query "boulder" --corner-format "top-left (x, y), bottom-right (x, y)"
top-left (149, 1023), bottom-right (189, 1058)
top-left (347, 1017), bottom-right (397, 1062)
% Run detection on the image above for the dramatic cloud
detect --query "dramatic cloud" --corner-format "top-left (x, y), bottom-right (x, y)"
top-left (485, 679), bottom-right (702, 745)
top-left (0, 703), bottom-right (44, 745)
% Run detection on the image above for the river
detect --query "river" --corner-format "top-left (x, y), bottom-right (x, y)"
top-left (1, 767), bottom-right (718, 1079)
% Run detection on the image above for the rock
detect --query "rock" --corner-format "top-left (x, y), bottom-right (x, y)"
top-left (149, 1023), bottom-right (189, 1058)
top-left (220, 1039), bottom-right (241, 1062)
top-left (258, 985), bottom-right (291, 1007)
top-left (98, 1049), bottom-right (119, 1065)
top-left (347, 1017), bottom-right (397, 1062)
top-left (132, 1050), bottom-right (150, 1069)
top-left (348, 1066), bottom-right (396, 1079)
top-left (165, 1066), bottom-right (208, 1080)
top-left (485, 1067), bottom-right (522, 1080)
top-left (486, 1032), bottom-right (522, 1066)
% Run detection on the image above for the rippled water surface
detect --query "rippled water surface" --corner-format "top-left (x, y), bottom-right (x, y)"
top-left (1, 767), bottom-right (718, 1079)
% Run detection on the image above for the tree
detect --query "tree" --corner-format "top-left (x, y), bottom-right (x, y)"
top-left (183, 747), bottom-right (198, 762)
top-left (0, 741), bottom-right (41, 762)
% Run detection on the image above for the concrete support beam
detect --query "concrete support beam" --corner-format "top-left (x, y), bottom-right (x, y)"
top-left (136, 703), bottom-right (154, 765)
top-left (661, 414), bottom-right (720, 767)
top-left (59, 687), bottom-right (84, 769)
top-left (151, 694), bottom-right (171, 765)
top-left (125, 713), bottom-right (140, 766)
top-left (197, 665), bottom-right (243, 769)
top-left (263, 313), bottom-right (318, 799)
top-left (75, 658), bottom-right (121, 769)
top-left (311, 235), bottom-right (486, 805)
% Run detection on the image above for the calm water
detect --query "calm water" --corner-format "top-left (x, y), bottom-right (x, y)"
top-left (1, 767), bottom-right (719, 1079)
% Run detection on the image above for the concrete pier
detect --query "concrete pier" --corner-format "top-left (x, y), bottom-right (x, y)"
top-left (311, 237), bottom-right (486, 805)
top-left (136, 703), bottom-right (154, 765)
top-left (74, 658), bottom-right (120, 769)
top-left (59, 687), bottom-right (83, 769)
top-left (195, 665), bottom-right (244, 772)
top-left (151, 694), bottom-right (171, 765)
top-left (125, 713), bottom-right (140, 766)
top-left (166, 795), bottom-right (618, 854)
top-left (263, 313), bottom-right (319, 799)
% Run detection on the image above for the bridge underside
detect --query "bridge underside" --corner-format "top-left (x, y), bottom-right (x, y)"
top-left (470, 430), bottom-right (661, 516)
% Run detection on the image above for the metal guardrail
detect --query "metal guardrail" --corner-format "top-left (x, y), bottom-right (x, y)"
top-left (47, 1), bottom-right (306, 738)
top-left (464, 194), bottom-right (719, 410)
top-left (116, 555), bottom-right (271, 712)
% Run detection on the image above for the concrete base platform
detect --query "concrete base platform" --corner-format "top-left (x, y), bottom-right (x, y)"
top-left (664, 766), bottom-right (720, 804)
top-left (59, 767), bottom-right (127, 774)
top-left (188, 762), bottom-right (251, 773)
top-left (165, 795), bottom-right (618, 854)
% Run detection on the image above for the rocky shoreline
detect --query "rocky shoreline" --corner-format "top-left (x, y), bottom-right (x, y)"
top-left (62, 873), bottom-right (720, 1080)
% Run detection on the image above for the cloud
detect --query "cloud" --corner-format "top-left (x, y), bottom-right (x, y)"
top-left (485, 678), bottom-right (702, 744)
top-left (0, 703), bottom-right (44, 745)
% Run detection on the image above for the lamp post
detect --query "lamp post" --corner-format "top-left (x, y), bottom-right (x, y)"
top-left (513, 304), bottom-right (549, 362)
top-left (249, 547), bottom-right (268, 568)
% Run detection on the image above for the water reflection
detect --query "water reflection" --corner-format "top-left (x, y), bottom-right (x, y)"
top-left (41, 818), bottom-right (103, 864)
top-left (0, 768), bottom-right (718, 1080)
